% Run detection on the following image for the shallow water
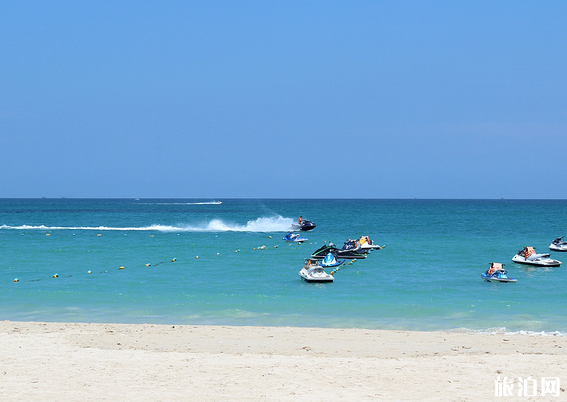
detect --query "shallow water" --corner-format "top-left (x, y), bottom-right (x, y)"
top-left (1, 198), bottom-right (566, 333)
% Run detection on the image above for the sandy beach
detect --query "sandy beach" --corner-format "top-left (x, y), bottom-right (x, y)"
top-left (0, 321), bottom-right (565, 401)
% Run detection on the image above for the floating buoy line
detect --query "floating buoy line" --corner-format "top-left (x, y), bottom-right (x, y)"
top-left (6, 257), bottom-right (179, 284)
top-left (0, 233), bottom-right (366, 283)
top-left (4, 236), bottom-right (287, 284)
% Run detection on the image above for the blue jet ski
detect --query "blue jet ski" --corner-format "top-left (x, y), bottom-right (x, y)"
top-left (318, 252), bottom-right (345, 268)
top-left (481, 262), bottom-right (517, 283)
top-left (283, 232), bottom-right (308, 243)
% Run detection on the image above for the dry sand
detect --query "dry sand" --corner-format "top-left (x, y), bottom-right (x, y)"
top-left (1, 321), bottom-right (565, 401)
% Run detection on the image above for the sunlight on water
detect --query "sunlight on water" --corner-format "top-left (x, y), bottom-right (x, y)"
top-left (1, 198), bottom-right (567, 332)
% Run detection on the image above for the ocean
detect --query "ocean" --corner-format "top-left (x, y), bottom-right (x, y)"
top-left (1, 198), bottom-right (566, 333)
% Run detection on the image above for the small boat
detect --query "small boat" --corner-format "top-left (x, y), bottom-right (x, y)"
top-left (481, 262), bottom-right (517, 283)
top-left (282, 232), bottom-right (308, 243)
top-left (299, 260), bottom-right (334, 283)
top-left (311, 243), bottom-right (367, 259)
top-left (357, 236), bottom-right (383, 251)
top-left (292, 219), bottom-right (316, 231)
top-left (512, 247), bottom-right (562, 267)
top-left (342, 239), bottom-right (363, 253)
top-left (318, 252), bottom-right (345, 268)
top-left (549, 236), bottom-right (567, 252)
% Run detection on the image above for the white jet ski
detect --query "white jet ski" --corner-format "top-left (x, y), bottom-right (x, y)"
top-left (512, 247), bottom-right (561, 267)
top-left (299, 260), bottom-right (334, 283)
top-left (549, 236), bottom-right (567, 252)
top-left (356, 235), bottom-right (384, 252)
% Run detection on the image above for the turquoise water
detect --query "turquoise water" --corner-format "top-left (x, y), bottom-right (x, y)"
top-left (1, 198), bottom-right (566, 333)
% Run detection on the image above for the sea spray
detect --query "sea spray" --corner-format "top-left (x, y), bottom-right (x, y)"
top-left (0, 216), bottom-right (295, 233)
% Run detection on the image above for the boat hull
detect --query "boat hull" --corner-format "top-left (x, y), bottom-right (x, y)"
top-left (481, 274), bottom-right (517, 283)
top-left (299, 270), bottom-right (334, 283)
top-left (311, 245), bottom-right (366, 260)
top-left (319, 260), bottom-right (345, 268)
top-left (283, 237), bottom-right (307, 243)
top-left (360, 245), bottom-right (382, 251)
top-left (300, 276), bottom-right (334, 283)
top-left (292, 220), bottom-right (316, 231)
top-left (511, 255), bottom-right (561, 267)
top-left (485, 278), bottom-right (517, 283)
top-left (312, 252), bottom-right (365, 260)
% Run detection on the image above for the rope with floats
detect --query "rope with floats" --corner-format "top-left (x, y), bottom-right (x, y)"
top-left (8, 257), bottom-right (178, 283)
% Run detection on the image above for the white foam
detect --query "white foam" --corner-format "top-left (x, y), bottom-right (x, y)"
top-left (454, 327), bottom-right (567, 336)
top-left (181, 216), bottom-right (295, 232)
top-left (135, 201), bottom-right (222, 205)
top-left (0, 216), bottom-right (295, 233)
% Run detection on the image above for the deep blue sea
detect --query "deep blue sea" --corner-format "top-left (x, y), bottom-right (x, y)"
top-left (1, 198), bottom-right (566, 333)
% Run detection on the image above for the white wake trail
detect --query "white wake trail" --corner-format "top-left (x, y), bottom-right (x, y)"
top-left (0, 216), bottom-right (296, 233)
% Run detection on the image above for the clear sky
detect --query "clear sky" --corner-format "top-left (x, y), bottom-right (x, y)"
top-left (1, 1), bottom-right (566, 199)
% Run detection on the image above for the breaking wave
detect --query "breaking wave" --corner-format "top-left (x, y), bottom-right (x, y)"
top-left (0, 216), bottom-right (295, 233)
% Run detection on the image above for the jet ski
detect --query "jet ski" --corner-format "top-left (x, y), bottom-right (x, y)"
top-left (481, 262), bottom-right (517, 283)
top-left (318, 252), bottom-right (345, 268)
top-left (342, 239), bottom-right (363, 253)
top-left (299, 220), bottom-right (316, 231)
top-left (292, 219), bottom-right (316, 231)
top-left (512, 246), bottom-right (562, 267)
top-left (311, 242), bottom-right (367, 260)
top-left (299, 260), bottom-right (334, 283)
top-left (549, 236), bottom-right (567, 252)
top-left (282, 232), bottom-right (308, 243)
top-left (357, 236), bottom-right (383, 251)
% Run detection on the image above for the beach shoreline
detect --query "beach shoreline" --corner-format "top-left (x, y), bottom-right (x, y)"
top-left (1, 321), bottom-right (565, 401)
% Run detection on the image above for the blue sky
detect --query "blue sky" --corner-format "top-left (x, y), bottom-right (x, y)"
top-left (1, 1), bottom-right (566, 198)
